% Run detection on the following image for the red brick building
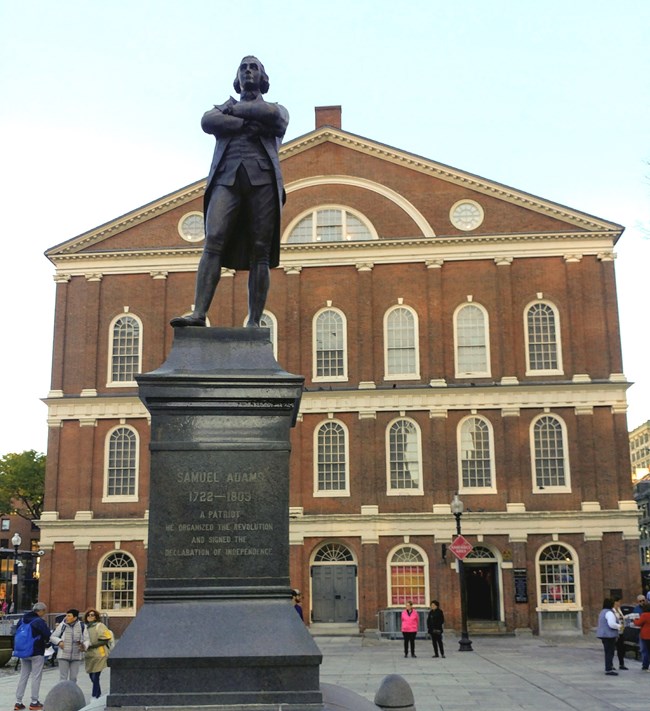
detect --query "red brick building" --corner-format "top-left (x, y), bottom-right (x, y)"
top-left (40, 106), bottom-right (638, 636)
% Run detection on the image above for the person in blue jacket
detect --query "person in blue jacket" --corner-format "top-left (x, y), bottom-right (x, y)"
top-left (14, 602), bottom-right (51, 711)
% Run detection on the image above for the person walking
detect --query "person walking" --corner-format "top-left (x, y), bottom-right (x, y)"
top-left (50, 609), bottom-right (89, 683)
top-left (426, 600), bottom-right (445, 658)
top-left (401, 601), bottom-right (419, 658)
top-left (633, 599), bottom-right (650, 672)
top-left (612, 597), bottom-right (628, 670)
top-left (597, 598), bottom-right (620, 676)
top-left (14, 602), bottom-right (51, 711)
top-left (83, 609), bottom-right (112, 698)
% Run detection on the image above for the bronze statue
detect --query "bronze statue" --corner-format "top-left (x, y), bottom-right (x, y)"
top-left (171, 56), bottom-right (289, 328)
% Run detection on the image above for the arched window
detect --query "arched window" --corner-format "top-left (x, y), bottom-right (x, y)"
top-left (313, 543), bottom-right (354, 563)
top-left (525, 301), bottom-right (563, 374)
top-left (286, 207), bottom-right (376, 243)
top-left (531, 414), bottom-right (570, 491)
top-left (454, 304), bottom-right (490, 377)
top-left (384, 306), bottom-right (419, 379)
top-left (314, 420), bottom-right (349, 496)
top-left (313, 308), bottom-right (347, 380)
top-left (387, 418), bottom-right (422, 494)
top-left (108, 314), bottom-right (142, 385)
top-left (99, 551), bottom-right (136, 613)
top-left (104, 426), bottom-right (139, 501)
top-left (458, 416), bottom-right (495, 492)
top-left (465, 545), bottom-right (497, 560)
top-left (537, 544), bottom-right (577, 605)
top-left (389, 546), bottom-right (427, 606)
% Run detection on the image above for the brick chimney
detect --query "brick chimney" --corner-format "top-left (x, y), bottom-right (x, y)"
top-left (315, 105), bottom-right (342, 129)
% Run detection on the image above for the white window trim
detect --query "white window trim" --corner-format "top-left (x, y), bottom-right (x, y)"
top-left (383, 304), bottom-right (420, 381)
top-left (386, 543), bottom-right (430, 608)
top-left (524, 300), bottom-right (564, 376)
top-left (535, 541), bottom-right (581, 611)
top-left (385, 416), bottom-right (424, 496)
top-left (313, 418), bottom-right (350, 498)
top-left (312, 307), bottom-right (348, 382)
top-left (102, 424), bottom-right (140, 503)
top-left (283, 204), bottom-right (378, 243)
top-left (530, 413), bottom-right (571, 494)
top-left (457, 414), bottom-right (497, 494)
top-left (97, 550), bottom-right (137, 617)
top-left (177, 210), bottom-right (205, 243)
top-left (106, 312), bottom-right (143, 388)
top-left (453, 302), bottom-right (491, 378)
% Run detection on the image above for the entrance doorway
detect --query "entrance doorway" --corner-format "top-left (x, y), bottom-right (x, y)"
top-left (311, 543), bottom-right (357, 623)
top-left (464, 546), bottom-right (500, 621)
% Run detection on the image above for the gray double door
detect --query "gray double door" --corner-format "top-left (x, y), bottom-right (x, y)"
top-left (311, 565), bottom-right (357, 623)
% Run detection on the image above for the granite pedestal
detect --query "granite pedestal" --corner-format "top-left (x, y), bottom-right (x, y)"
top-left (107, 328), bottom-right (322, 710)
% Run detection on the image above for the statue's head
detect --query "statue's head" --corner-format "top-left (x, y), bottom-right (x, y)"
top-left (233, 55), bottom-right (270, 94)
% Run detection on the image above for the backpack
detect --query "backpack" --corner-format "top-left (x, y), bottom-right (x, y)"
top-left (13, 620), bottom-right (36, 658)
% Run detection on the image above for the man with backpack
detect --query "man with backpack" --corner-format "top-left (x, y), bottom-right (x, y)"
top-left (13, 602), bottom-right (51, 711)
top-left (50, 609), bottom-right (89, 683)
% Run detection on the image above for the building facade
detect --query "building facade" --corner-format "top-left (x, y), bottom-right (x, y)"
top-left (630, 420), bottom-right (650, 478)
top-left (39, 106), bottom-right (639, 635)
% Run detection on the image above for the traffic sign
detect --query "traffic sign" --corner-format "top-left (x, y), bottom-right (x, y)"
top-left (449, 535), bottom-right (473, 560)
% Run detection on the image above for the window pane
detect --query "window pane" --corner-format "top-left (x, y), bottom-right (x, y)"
top-left (457, 305), bottom-right (487, 373)
top-left (461, 418), bottom-right (492, 488)
top-left (100, 552), bottom-right (135, 610)
top-left (111, 316), bottom-right (140, 382)
top-left (389, 420), bottom-right (420, 489)
top-left (539, 545), bottom-right (575, 603)
top-left (528, 303), bottom-right (558, 370)
top-left (316, 310), bottom-right (344, 377)
top-left (317, 422), bottom-right (347, 491)
top-left (345, 213), bottom-right (372, 241)
top-left (287, 215), bottom-right (313, 243)
top-left (390, 548), bottom-right (425, 605)
top-left (316, 209), bottom-right (343, 242)
top-left (534, 416), bottom-right (566, 487)
top-left (107, 428), bottom-right (137, 496)
top-left (386, 308), bottom-right (416, 375)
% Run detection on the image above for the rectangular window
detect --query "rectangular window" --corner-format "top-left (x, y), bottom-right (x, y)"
top-left (390, 566), bottom-right (426, 605)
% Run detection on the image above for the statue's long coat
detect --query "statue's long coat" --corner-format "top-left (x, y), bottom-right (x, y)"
top-left (202, 100), bottom-right (288, 271)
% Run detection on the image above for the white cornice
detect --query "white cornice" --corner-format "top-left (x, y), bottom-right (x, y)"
top-left (43, 380), bottom-right (629, 425)
top-left (288, 509), bottom-right (640, 543)
top-left (47, 232), bottom-right (617, 278)
top-left (36, 509), bottom-right (638, 549)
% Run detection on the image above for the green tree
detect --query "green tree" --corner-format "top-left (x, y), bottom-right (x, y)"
top-left (0, 450), bottom-right (45, 521)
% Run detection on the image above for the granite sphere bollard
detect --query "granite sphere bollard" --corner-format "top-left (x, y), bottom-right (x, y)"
top-left (374, 674), bottom-right (416, 711)
top-left (43, 680), bottom-right (86, 711)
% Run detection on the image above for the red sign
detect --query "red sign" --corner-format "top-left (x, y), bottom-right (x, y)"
top-left (449, 535), bottom-right (473, 560)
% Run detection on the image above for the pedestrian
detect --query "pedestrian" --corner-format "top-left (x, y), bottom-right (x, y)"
top-left (401, 601), bottom-right (418, 658)
top-left (597, 597), bottom-right (620, 675)
top-left (612, 597), bottom-right (628, 670)
top-left (633, 599), bottom-right (650, 672)
top-left (291, 590), bottom-right (304, 622)
top-left (50, 609), bottom-right (89, 683)
top-left (13, 601), bottom-right (51, 711)
top-left (83, 609), bottom-right (112, 698)
top-left (633, 594), bottom-right (646, 613)
top-left (426, 600), bottom-right (445, 658)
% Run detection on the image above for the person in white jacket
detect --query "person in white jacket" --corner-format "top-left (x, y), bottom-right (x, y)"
top-left (49, 609), bottom-right (89, 683)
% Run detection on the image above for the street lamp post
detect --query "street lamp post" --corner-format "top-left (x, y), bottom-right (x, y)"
top-left (450, 493), bottom-right (473, 652)
top-left (11, 533), bottom-right (21, 614)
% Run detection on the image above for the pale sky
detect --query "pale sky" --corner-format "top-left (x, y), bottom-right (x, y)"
top-left (1, 0), bottom-right (648, 455)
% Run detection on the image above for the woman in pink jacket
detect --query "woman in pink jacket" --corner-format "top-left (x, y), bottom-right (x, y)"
top-left (401, 601), bottom-right (419, 658)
